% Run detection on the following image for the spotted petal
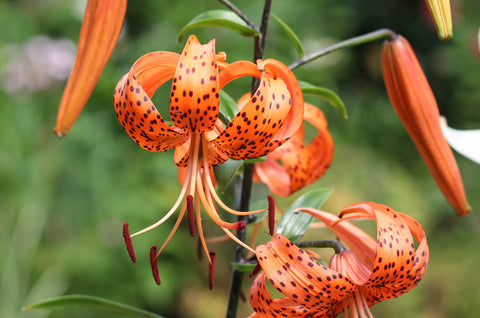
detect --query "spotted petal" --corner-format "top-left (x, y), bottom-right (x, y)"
top-left (114, 51), bottom-right (189, 152)
top-left (170, 35), bottom-right (221, 132)
top-left (214, 59), bottom-right (303, 159)
top-left (214, 72), bottom-right (292, 159)
top-left (339, 202), bottom-right (429, 305)
top-left (298, 208), bottom-right (377, 269)
top-left (254, 103), bottom-right (334, 196)
top-left (249, 272), bottom-right (322, 318)
top-left (255, 234), bottom-right (356, 314)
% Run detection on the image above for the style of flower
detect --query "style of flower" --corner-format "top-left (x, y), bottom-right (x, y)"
top-left (249, 202), bottom-right (429, 317)
top-left (382, 35), bottom-right (471, 216)
top-left (253, 102), bottom-right (334, 196)
top-left (55, 0), bottom-right (127, 137)
top-left (116, 35), bottom-right (304, 283)
top-left (424, 0), bottom-right (453, 41)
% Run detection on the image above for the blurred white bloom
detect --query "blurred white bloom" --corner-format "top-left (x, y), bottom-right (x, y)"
top-left (440, 116), bottom-right (480, 164)
top-left (0, 35), bottom-right (76, 93)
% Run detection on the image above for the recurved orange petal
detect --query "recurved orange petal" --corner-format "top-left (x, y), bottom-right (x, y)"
top-left (214, 71), bottom-right (292, 159)
top-left (114, 51), bottom-right (189, 152)
top-left (255, 103), bottom-right (334, 196)
top-left (339, 202), bottom-right (429, 304)
top-left (170, 35), bottom-right (221, 132)
top-left (249, 272), bottom-right (319, 317)
top-left (55, 0), bottom-right (127, 137)
top-left (298, 207), bottom-right (377, 270)
top-left (255, 233), bottom-right (356, 313)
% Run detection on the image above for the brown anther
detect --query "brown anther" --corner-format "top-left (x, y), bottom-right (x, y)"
top-left (186, 195), bottom-right (196, 237)
top-left (150, 246), bottom-right (161, 285)
top-left (122, 222), bottom-right (136, 263)
top-left (267, 195), bottom-right (275, 235)
top-left (208, 251), bottom-right (216, 290)
top-left (236, 221), bottom-right (246, 230)
top-left (240, 289), bottom-right (247, 302)
top-left (249, 262), bottom-right (262, 278)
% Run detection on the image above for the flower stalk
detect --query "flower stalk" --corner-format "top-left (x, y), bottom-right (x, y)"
top-left (289, 28), bottom-right (397, 70)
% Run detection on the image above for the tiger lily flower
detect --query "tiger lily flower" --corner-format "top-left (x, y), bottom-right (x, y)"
top-left (54, 0), bottom-right (127, 137)
top-left (115, 35), bottom-right (303, 281)
top-left (424, 0), bottom-right (453, 41)
top-left (253, 102), bottom-right (334, 196)
top-left (249, 202), bottom-right (429, 317)
top-left (382, 35), bottom-right (471, 216)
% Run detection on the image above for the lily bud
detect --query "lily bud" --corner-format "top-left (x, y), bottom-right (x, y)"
top-left (382, 35), bottom-right (471, 216)
top-left (424, 0), bottom-right (453, 41)
top-left (54, 0), bottom-right (127, 137)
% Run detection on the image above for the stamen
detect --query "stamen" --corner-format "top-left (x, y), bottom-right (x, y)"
top-left (195, 195), bottom-right (212, 264)
top-left (236, 221), bottom-right (246, 230)
top-left (195, 171), bottom-right (248, 230)
top-left (240, 289), bottom-right (247, 302)
top-left (122, 223), bottom-right (136, 263)
top-left (208, 251), bottom-right (216, 290)
top-left (187, 194), bottom-right (196, 236)
top-left (203, 160), bottom-right (266, 216)
top-left (267, 195), bottom-right (275, 235)
top-left (249, 262), bottom-right (262, 278)
top-left (150, 246), bottom-right (161, 285)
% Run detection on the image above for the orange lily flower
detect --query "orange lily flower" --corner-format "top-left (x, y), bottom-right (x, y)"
top-left (116, 35), bottom-right (303, 280)
top-left (382, 35), bottom-right (471, 216)
top-left (249, 202), bottom-right (429, 317)
top-left (253, 102), bottom-right (334, 196)
top-left (424, 0), bottom-right (453, 41)
top-left (54, 0), bottom-right (127, 137)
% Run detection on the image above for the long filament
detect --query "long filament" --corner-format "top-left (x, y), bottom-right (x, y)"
top-left (195, 193), bottom-right (212, 264)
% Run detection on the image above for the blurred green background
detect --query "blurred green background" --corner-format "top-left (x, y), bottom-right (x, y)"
top-left (1, 0), bottom-right (479, 317)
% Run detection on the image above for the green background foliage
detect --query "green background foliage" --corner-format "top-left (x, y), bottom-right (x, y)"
top-left (1, 0), bottom-right (479, 317)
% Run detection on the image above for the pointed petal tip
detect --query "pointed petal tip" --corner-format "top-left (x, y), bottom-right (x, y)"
top-left (457, 201), bottom-right (472, 216)
top-left (53, 128), bottom-right (68, 139)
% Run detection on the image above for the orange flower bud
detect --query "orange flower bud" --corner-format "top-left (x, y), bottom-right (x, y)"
top-left (382, 35), bottom-right (471, 216)
top-left (54, 0), bottom-right (127, 137)
top-left (424, 0), bottom-right (453, 41)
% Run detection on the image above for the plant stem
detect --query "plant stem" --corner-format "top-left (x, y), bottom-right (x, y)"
top-left (295, 239), bottom-right (346, 254)
top-left (218, 0), bottom-right (258, 30)
top-left (289, 28), bottom-right (397, 70)
top-left (225, 1), bottom-right (272, 317)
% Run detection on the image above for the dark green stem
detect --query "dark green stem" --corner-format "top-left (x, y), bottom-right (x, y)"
top-left (218, 0), bottom-right (258, 30)
top-left (289, 28), bottom-right (397, 70)
top-left (225, 1), bottom-right (272, 317)
top-left (295, 239), bottom-right (346, 254)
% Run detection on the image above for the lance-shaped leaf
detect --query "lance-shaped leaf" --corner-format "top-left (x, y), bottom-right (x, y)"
top-left (270, 13), bottom-right (305, 57)
top-left (54, 0), bottom-right (127, 137)
top-left (178, 10), bottom-right (259, 42)
top-left (24, 295), bottom-right (165, 318)
top-left (276, 188), bottom-right (333, 242)
top-left (300, 81), bottom-right (347, 119)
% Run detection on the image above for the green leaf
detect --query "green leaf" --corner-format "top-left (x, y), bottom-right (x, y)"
top-left (178, 10), bottom-right (259, 42)
top-left (231, 262), bottom-right (257, 273)
top-left (270, 13), bottom-right (305, 57)
top-left (23, 295), bottom-right (165, 318)
top-left (213, 158), bottom-right (244, 192)
top-left (219, 90), bottom-right (238, 124)
top-left (276, 188), bottom-right (333, 242)
top-left (300, 81), bottom-right (348, 119)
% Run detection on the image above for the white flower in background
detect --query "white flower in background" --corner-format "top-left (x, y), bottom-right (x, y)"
top-left (441, 116), bottom-right (480, 164)
top-left (0, 35), bottom-right (76, 93)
